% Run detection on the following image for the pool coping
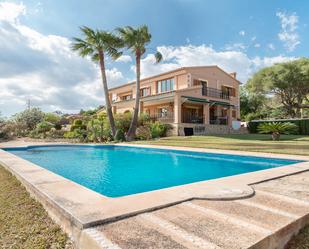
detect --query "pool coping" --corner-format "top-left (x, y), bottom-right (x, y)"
top-left (0, 143), bottom-right (309, 243)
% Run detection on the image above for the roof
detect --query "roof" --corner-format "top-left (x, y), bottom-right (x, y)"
top-left (109, 65), bottom-right (241, 91)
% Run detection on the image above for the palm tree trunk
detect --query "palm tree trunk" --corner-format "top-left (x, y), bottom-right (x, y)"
top-left (126, 52), bottom-right (141, 141)
top-left (98, 50), bottom-right (117, 137)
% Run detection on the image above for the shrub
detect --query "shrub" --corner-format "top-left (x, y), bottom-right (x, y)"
top-left (136, 126), bottom-right (152, 140)
top-left (34, 121), bottom-right (54, 138)
top-left (13, 108), bottom-right (44, 132)
top-left (44, 113), bottom-right (61, 124)
top-left (257, 122), bottom-right (298, 140)
top-left (138, 113), bottom-right (151, 126)
top-left (54, 123), bottom-right (62, 130)
top-left (70, 119), bottom-right (87, 131)
top-left (149, 122), bottom-right (170, 138)
top-left (114, 113), bottom-right (132, 133)
top-left (87, 117), bottom-right (111, 142)
top-left (114, 129), bottom-right (125, 142)
top-left (47, 129), bottom-right (65, 139)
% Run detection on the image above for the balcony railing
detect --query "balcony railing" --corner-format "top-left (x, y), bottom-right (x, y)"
top-left (149, 112), bottom-right (174, 123)
top-left (202, 87), bottom-right (230, 100)
top-left (210, 116), bottom-right (228, 125)
top-left (182, 113), bottom-right (204, 124)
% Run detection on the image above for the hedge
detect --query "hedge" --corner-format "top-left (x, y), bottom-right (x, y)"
top-left (248, 118), bottom-right (309, 135)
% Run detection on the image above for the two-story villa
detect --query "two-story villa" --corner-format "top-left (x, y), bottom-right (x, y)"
top-left (109, 66), bottom-right (242, 136)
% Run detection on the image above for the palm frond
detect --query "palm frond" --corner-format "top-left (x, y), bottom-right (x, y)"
top-left (154, 51), bottom-right (163, 63)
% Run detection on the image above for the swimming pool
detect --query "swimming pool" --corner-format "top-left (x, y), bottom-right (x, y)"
top-left (4, 145), bottom-right (302, 197)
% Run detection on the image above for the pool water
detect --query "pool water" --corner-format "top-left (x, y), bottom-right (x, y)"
top-left (5, 145), bottom-right (302, 197)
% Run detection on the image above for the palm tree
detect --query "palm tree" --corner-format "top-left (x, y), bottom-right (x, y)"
top-left (258, 122), bottom-right (297, 140)
top-left (117, 25), bottom-right (162, 141)
top-left (72, 26), bottom-right (122, 138)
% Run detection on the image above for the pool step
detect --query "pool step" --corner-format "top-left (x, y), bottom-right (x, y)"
top-left (81, 171), bottom-right (309, 249)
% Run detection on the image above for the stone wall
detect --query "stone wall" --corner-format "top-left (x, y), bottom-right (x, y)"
top-left (171, 123), bottom-right (248, 136)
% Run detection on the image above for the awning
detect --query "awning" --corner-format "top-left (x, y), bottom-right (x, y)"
top-left (209, 100), bottom-right (234, 107)
top-left (182, 96), bottom-right (210, 103)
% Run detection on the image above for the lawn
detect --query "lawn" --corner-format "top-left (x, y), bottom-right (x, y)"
top-left (0, 165), bottom-right (73, 249)
top-left (134, 134), bottom-right (309, 156)
top-left (285, 225), bottom-right (309, 249)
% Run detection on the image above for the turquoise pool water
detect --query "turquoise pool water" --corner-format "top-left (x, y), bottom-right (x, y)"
top-left (5, 145), bottom-right (302, 197)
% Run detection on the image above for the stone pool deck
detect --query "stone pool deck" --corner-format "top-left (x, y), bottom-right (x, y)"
top-left (82, 171), bottom-right (309, 249)
top-left (0, 140), bottom-right (309, 249)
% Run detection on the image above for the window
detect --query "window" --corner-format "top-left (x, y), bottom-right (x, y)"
top-left (112, 93), bottom-right (117, 102)
top-left (157, 78), bottom-right (174, 93)
top-left (121, 94), bottom-right (132, 101)
top-left (158, 107), bottom-right (168, 117)
top-left (140, 87), bottom-right (151, 97)
top-left (221, 86), bottom-right (236, 97)
top-left (232, 110), bottom-right (237, 118)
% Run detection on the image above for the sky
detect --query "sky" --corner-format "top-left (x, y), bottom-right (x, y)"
top-left (0, 0), bottom-right (308, 117)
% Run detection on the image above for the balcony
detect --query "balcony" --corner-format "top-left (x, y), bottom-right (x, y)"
top-left (149, 112), bottom-right (174, 123)
top-left (202, 87), bottom-right (230, 100)
top-left (210, 116), bottom-right (228, 125)
top-left (182, 113), bottom-right (204, 124)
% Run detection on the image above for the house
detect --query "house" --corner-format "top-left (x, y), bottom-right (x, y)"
top-left (109, 66), bottom-right (243, 135)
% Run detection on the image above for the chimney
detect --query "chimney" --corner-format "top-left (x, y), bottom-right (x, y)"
top-left (230, 72), bottom-right (237, 78)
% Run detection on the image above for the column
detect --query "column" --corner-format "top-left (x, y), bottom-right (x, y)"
top-left (228, 107), bottom-right (233, 126)
top-left (139, 101), bottom-right (144, 114)
top-left (174, 95), bottom-right (182, 124)
top-left (203, 103), bottom-right (209, 124)
top-left (112, 106), bottom-right (117, 114)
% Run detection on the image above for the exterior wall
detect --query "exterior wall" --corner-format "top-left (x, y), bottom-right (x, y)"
top-left (175, 123), bottom-right (248, 136)
top-left (108, 66), bottom-right (241, 136)
top-left (186, 66), bottom-right (240, 119)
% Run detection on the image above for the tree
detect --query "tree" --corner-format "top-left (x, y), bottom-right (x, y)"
top-left (13, 108), bottom-right (44, 131)
top-left (117, 25), bottom-right (162, 141)
top-left (258, 122), bottom-right (297, 141)
top-left (247, 58), bottom-right (309, 118)
top-left (72, 26), bottom-right (122, 138)
top-left (44, 112), bottom-right (61, 124)
top-left (240, 87), bottom-right (267, 121)
top-left (36, 121), bottom-right (54, 138)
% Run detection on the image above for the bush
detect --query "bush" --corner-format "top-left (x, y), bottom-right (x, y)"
top-left (136, 126), bottom-right (152, 140)
top-left (114, 113), bottom-right (132, 133)
top-left (70, 119), bottom-right (87, 131)
top-left (138, 113), bottom-right (150, 126)
top-left (248, 118), bottom-right (309, 135)
top-left (149, 122), bottom-right (170, 138)
top-left (13, 108), bottom-right (44, 132)
top-left (114, 129), bottom-right (125, 142)
top-left (44, 113), bottom-right (61, 124)
top-left (47, 129), bottom-right (65, 139)
top-left (54, 123), bottom-right (62, 130)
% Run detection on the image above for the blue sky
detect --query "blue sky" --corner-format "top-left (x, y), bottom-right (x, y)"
top-left (0, 0), bottom-right (308, 116)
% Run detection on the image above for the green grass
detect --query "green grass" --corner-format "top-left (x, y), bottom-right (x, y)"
top-left (0, 165), bottom-right (73, 249)
top-left (285, 225), bottom-right (309, 249)
top-left (134, 134), bottom-right (309, 156)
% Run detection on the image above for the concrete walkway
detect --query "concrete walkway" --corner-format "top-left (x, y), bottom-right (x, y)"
top-left (82, 171), bottom-right (309, 249)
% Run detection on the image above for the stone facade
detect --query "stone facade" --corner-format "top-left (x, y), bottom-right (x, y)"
top-left (173, 123), bottom-right (248, 136)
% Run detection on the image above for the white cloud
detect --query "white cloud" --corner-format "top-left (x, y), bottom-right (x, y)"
top-left (239, 30), bottom-right (245, 36)
top-left (268, 43), bottom-right (275, 50)
top-left (276, 11), bottom-right (300, 52)
top-left (0, 2), bottom-right (124, 116)
top-left (140, 45), bottom-right (296, 83)
top-left (224, 43), bottom-right (247, 51)
top-left (254, 43), bottom-right (261, 48)
top-left (116, 55), bottom-right (132, 63)
top-left (0, 2), bottom-right (26, 23)
top-left (251, 36), bottom-right (256, 41)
